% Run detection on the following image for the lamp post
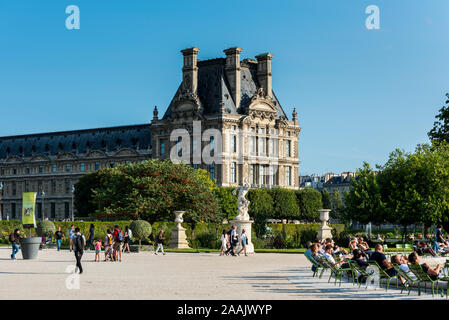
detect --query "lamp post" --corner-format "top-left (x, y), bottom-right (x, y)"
top-left (0, 182), bottom-right (3, 221)
top-left (41, 191), bottom-right (45, 220)
top-left (71, 185), bottom-right (75, 221)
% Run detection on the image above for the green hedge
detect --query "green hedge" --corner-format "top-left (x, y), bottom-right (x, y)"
top-left (0, 220), bottom-right (345, 249)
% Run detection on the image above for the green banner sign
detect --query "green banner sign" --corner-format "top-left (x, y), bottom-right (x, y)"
top-left (22, 192), bottom-right (37, 228)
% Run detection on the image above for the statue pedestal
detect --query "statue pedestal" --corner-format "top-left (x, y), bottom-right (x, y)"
top-left (168, 211), bottom-right (191, 249)
top-left (317, 209), bottom-right (333, 242)
top-left (231, 219), bottom-right (254, 254)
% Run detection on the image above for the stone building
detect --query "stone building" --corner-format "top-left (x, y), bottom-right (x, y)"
top-left (0, 47), bottom-right (300, 220)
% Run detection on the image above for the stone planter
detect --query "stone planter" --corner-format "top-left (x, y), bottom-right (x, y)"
top-left (19, 237), bottom-right (41, 259)
top-left (317, 209), bottom-right (333, 241)
top-left (168, 211), bottom-right (190, 249)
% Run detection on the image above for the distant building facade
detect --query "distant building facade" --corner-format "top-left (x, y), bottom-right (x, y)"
top-left (0, 46), bottom-right (300, 220)
top-left (300, 171), bottom-right (356, 198)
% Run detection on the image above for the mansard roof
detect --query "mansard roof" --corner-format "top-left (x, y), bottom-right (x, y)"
top-left (163, 58), bottom-right (287, 119)
top-left (0, 124), bottom-right (152, 159)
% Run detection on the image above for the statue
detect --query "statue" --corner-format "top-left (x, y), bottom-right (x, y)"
top-left (232, 178), bottom-right (251, 221)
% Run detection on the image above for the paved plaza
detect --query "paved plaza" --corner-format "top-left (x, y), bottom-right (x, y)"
top-left (0, 247), bottom-right (446, 300)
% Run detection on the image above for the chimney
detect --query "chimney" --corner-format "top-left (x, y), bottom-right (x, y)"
top-left (255, 53), bottom-right (273, 98)
top-left (180, 47), bottom-right (200, 94)
top-left (224, 47), bottom-right (242, 108)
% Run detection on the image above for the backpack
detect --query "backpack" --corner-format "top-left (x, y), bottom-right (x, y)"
top-left (116, 230), bottom-right (124, 242)
top-left (73, 234), bottom-right (84, 251)
top-left (9, 233), bottom-right (15, 242)
top-left (106, 234), bottom-right (113, 246)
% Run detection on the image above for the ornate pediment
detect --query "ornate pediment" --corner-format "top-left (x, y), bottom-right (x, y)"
top-left (173, 90), bottom-right (202, 113)
top-left (114, 148), bottom-right (138, 157)
top-left (5, 156), bottom-right (23, 163)
top-left (30, 154), bottom-right (50, 162)
top-left (85, 150), bottom-right (106, 158)
top-left (56, 152), bottom-right (77, 160)
top-left (247, 88), bottom-right (277, 120)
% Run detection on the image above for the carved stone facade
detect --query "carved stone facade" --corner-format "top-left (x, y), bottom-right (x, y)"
top-left (0, 125), bottom-right (151, 220)
top-left (151, 47), bottom-right (301, 189)
top-left (0, 46), bottom-right (301, 221)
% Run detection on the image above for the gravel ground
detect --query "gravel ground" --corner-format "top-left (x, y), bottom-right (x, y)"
top-left (0, 247), bottom-right (446, 300)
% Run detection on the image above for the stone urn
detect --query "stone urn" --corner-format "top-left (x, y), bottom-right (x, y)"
top-left (168, 211), bottom-right (191, 249)
top-left (19, 237), bottom-right (41, 259)
top-left (317, 209), bottom-right (333, 241)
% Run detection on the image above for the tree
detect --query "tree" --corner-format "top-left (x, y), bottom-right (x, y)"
top-left (378, 144), bottom-right (449, 241)
top-left (428, 93), bottom-right (449, 143)
top-left (295, 188), bottom-right (322, 222)
top-left (77, 159), bottom-right (223, 224)
top-left (248, 189), bottom-right (274, 238)
top-left (330, 189), bottom-right (344, 220)
top-left (268, 188), bottom-right (299, 221)
top-left (321, 189), bottom-right (331, 210)
top-left (213, 187), bottom-right (238, 221)
top-left (343, 162), bottom-right (385, 226)
top-left (129, 220), bottom-right (152, 246)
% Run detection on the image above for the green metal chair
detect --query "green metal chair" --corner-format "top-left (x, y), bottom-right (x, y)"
top-left (367, 261), bottom-right (398, 292)
top-left (408, 263), bottom-right (443, 297)
top-left (392, 264), bottom-right (421, 296)
top-left (322, 259), bottom-right (353, 286)
top-left (349, 260), bottom-right (372, 289)
top-left (304, 254), bottom-right (329, 278)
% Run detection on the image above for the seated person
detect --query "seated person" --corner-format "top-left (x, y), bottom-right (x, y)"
top-left (414, 241), bottom-right (437, 257)
top-left (358, 237), bottom-right (374, 258)
top-left (349, 238), bottom-right (358, 251)
top-left (316, 242), bottom-right (325, 255)
top-left (370, 243), bottom-right (398, 277)
top-left (322, 244), bottom-right (337, 266)
top-left (436, 225), bottom-right (449, 247)
top-left (391, 255), bottom-right (414, 283)
top-left (351, 249), bottom-right (368, 269)
top-left (304, 241), bottom-right (313, 260)
top-left (310, 243), bottom-right (324, 264)
top-left (408, 251), bottom-right (442, 280)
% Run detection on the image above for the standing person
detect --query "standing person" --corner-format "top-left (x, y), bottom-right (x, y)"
top-left (86, 224), bottom-right (95, 250)
top-left (219, 229), bottom-right (228, 256)
top-left (237, 229), bottom-right (248, 256)
top-left (54, 227), bottom-right (65, 252)
top-left (68, 225), bottom-right (75, 252)
top-left (225, 226), bottom-right (237, 256)
top-left (155, 230), bottom-right (166, 255)
top-left (122, 226), bottom-right (132, 253)
top-left (9, 229), bottom-right (21, 260)
top-left (104, 229), bottom-right (113, 261)
top-left (112, 225), bottom-right (123, 262)
top-left (72, 228), bottom-right (86, 274)
top-left (94, 238), bottom-right (102, 262)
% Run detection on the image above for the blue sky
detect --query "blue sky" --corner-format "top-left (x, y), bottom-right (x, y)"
top-left (0, 0), bottom-right (448, 175)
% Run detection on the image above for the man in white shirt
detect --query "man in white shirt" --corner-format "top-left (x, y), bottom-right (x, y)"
top-left (322, 244), bottom-right (336, 266)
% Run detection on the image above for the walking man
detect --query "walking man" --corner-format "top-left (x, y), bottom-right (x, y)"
top-left (155, 230), bottom-right (166, 255)
top-left (225, 226), bottom-right (237, 256)
top-left (9, 229), bottom-right (21, 260)
top-left (55, 227), bottom-right (65, 251)
top-left (72, 227), bottom-right (86, 274)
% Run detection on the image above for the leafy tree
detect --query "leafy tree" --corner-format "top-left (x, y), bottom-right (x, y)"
top-left (378, 144), bottom-right (449, 241)
top-left (343, 162), bottom-right (385, 226)
top-left (213, 187), bottom-right (238, 221)
top-left (248, 189), bottom-right (274, 238)
top-left (428, 93), bottom-right (449, 143)
top-left (330, 189), bottom-right (344, 220)
top-left (268, 188), bottom-right (299, 221)
top-left (129, 220), bottom-right (152, 246)
top-left (321, 189), bottom-right (331, 210)
top-left (77, 160), bottom-right (223, 224)
top-left (295, 188), bottom-right (322, 222)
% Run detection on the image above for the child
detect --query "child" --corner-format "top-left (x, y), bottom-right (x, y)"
top-left (94, 238), bottom-right (102, 262)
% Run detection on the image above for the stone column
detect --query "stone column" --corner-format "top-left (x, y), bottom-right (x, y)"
top-left (168, 211), bottom-right (191, 249)
top-left (317, 209), bottom-right (333, 241)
